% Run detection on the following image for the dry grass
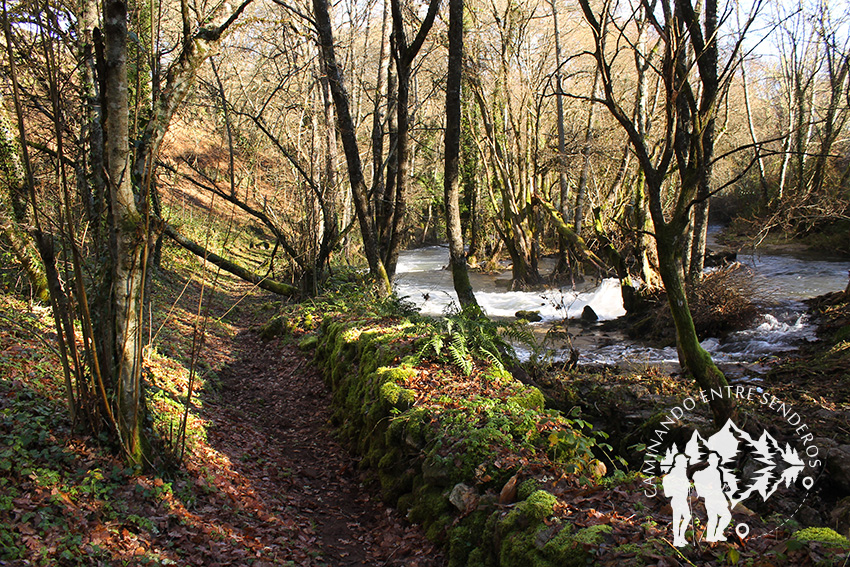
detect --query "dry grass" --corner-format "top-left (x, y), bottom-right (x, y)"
top-left (636, 263), bottom-right (764, 341)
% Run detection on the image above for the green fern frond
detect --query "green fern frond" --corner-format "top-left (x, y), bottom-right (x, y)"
top-left (480, 347), bottom-right (505, 371)
top-left (448, 343), bottom-right (473, 375)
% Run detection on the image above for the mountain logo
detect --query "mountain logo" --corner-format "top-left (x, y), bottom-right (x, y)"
top-left (659, 419), bottom-right (807, 546)
top-left (639, 387), bottom-right (822, 547)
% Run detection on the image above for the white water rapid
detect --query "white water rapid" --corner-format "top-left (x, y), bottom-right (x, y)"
top-left (394, 240), bottom-right (850, 369)
top-left (395, 246), bottom-right (625, 321)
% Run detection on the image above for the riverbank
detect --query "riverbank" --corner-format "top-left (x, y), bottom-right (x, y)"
top-left (1, 240), bottom-right (847, 565)
top-left (714, 218), bottom-right (850, 258)
top-left (534, 287), bottom-right (850, 538)
top-left (289, 280), bottom-right (850, 565)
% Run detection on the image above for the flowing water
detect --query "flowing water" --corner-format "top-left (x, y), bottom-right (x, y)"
top-left (393, 234), bottom-right (850, 370)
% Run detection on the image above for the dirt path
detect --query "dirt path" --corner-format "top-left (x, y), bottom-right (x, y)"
top-left (208, 327), bottom-right (446, 567)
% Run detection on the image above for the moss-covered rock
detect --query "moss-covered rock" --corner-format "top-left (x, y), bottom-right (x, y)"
top-left (496, 490), bottom-right (557, 537)
top-left (298, 334), bottom-right (318, 351)
top-left (515, 310), bottom-right (543, 322)
top-left (507, 385), bottom-right (546, 410)
top-left (517, 478), bottom-right (540, 501)
top-left (259, 315), bottom-right (293, 339)
top-left (494, 491), bottom-right (611, 567)
top-left (792, 527), bottom-right (850, 549)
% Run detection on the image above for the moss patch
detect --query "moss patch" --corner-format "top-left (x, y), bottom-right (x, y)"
top-left (792, 527), bottom-right (850, 549)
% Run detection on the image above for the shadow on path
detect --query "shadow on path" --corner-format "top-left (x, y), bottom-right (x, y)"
top-left (206, 328), bottom-right (446, 566)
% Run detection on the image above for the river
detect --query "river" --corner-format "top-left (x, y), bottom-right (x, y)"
top-left (393, 234), bottom-right (850, 370)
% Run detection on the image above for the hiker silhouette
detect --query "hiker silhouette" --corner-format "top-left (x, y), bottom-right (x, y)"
top-left (693, 452), bottom-right (732, 542)
top-left (662, 453), bottom-right (692, 547)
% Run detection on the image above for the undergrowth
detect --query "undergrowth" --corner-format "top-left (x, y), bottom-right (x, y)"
top-left (0, 252), bottom-right (314, 565)
top-left (414, 306), bottom-right (534, 376)
top-left (631, 262), bottom-right (764, 341)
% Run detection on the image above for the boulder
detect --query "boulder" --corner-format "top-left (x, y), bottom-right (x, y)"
top-left (449, 483), bottom-right (479, 513)
top-left (515, 310), bottom-right (543, 322)
top-left (581, 305), bottom-right (598, 322)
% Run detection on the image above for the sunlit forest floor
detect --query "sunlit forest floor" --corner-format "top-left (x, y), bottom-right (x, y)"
top-left (0, 245), bottom-right (442, 566)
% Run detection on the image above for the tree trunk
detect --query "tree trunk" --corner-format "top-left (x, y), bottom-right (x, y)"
top-left (460, 89), bottom-right (481, 260)
top-left (444, 0), bottom-right (477, 310)
top-left (656, 223), bottom-right (735, 425)
top-left (103, 0), bottom-right (147, 465)
top-left (807, 52), bottom-right (849, 198)
top-left (0, 95), bottom-right (48, 301)
top-left (312, 0), bottom-right (391, 294)
top-left (574, 68), bottom-right (599, 237)
top-left (578, 0), bottom-right (735, 425)
top-left (379, 58), bottom-right (398, 253)
top-left (386, 0), bottom-right (441, 278)
top-left (468, 79), bottom-right (540, 288)
top-left (533, 195), bottom-right (605, 272)
top-left (630, 8), bottom-right (660, 289)
top-left (686, 0), bottom-right (717, 281)
top-left (370, 0), bottom-right (390, 236)
top-left (740, 58), bottom-right (768, 202)
top-left (549, 0), bottom-right (571, 273)
top-left (79, 0), bottom-right (105, 238)
top-left (163, 224), bottom-right (297, 296)
top-left (386, 53), bottom-right (410, 278)
top-left (777, 82), bottom-right (794, 202)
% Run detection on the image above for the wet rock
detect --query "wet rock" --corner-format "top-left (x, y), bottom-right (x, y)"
top-left (581, 305), bottom-right (598, 322)
top-left (515, 310), bottom-right (542, 322)
top-left (704, 248), bottom-right (737, 268)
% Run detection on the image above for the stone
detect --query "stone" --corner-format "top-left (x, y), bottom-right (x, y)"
top-left (449, 483), bottom-right (478, 513)
top-left (831, 496), bottom-right (850, 538)
top-left (499, 474), bottom-right (519, 505)
top-left (422, 455), bottom-right (452, 486)
top-left (732, 502), bottom-right (757, 517)
top-left (581, 305), bottom-right (598, 322)
top-left (826, 444), bottom-right (850, 495)
top-left (515, 310), bottom-right (542, 322)
top-left (704, 249), bottom-right (737, 268)
top-left (298, 334), bottom-right (318, 351)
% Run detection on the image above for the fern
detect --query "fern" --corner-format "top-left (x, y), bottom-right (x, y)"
top-left (448, 332), bottom-right (473, 375)
top-left (479, 347), bottom-right (505, 372)
top-left (412, 306), bottom-right (537, 375)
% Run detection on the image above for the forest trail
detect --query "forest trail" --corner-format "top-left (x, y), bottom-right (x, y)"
top-left (205, 319), bottom-right (446, 567)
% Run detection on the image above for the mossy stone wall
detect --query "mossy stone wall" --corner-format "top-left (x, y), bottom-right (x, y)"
top-left (313, 317), bottom-right (601, 566)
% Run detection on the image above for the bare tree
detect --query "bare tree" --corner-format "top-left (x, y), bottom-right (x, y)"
top-left (577, 0), bottom-right (763, 424)
top-left (384, 0), bottom-right (441, 277)
top-left (444, 0), bottom-right (478, 309)
top-left (312, 0), bottom-right (392, 294)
